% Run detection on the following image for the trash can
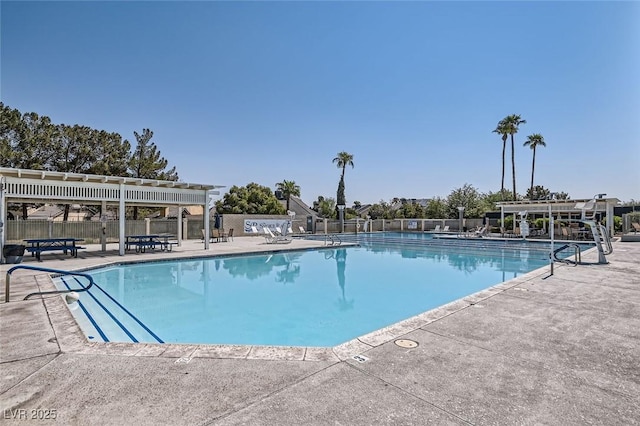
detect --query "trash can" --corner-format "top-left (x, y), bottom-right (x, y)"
top-left (306, 215), bottom-right (314, 233)
top-left (3, 244), bottom-right (26, 264)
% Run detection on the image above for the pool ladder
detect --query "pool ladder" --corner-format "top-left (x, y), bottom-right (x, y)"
top-left (4, 264), bottom-right (95, 303)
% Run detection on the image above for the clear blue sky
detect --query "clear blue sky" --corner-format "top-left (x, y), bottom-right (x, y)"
top-left (2, 1), bottom-right (639, 205)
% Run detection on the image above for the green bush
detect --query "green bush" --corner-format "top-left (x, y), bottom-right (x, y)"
top-left (602, 216), bottom-right (622, 232)
top-left (498, 216), bottom-right (514, 229)
top-left (534, 218), bottom-right (548, 229)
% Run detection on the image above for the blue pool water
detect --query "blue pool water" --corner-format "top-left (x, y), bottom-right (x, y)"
top-left (56, 234), bottom-right (592, 347)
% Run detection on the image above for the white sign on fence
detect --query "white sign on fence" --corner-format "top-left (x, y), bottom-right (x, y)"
top-left (244, 219), bottom-right (291, 234)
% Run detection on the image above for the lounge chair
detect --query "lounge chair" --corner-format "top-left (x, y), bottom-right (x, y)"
top-left (298, 226), bottom-right (308, 234)
top-left (263, 227), bottom-right (277, 244)
top-left (263, 227), bottom-right (292, 244)
top-left (433, 225), bottom-right (441, 232)
top-left (632, 222), bottom-right (640, 234)
top-left (474, 225), bottom-right (488, 237)
top-left (442, 225), bottom-right (450, 232)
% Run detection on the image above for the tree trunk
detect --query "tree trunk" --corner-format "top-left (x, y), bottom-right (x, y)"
top-left (501, 140), bottom-right (506, 199)
top-left (133, 206), bottom-right (138, 220)
top-left (22, 203), bottom-right (28, 220)
top-left (286, 196), bottom-right (290, 211)
top-left (63, 204), bottom-right (70, 221)
top-left (530, 148), bottom-right (536, 199)
top-left (510, 135), bottom-right (516, 200)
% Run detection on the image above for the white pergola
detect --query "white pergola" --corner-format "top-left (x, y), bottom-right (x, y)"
top-left (496, 197), bottom-right (620, 237)
top-left (0, 167), bottom-right (222, 262)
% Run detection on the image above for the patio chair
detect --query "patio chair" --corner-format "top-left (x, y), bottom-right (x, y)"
top-left (561, 227), bottom-right (570, 240)
top-left (202, 228), bottom-right (217, 243)
top-left (632, 222), bottom-right (640, 234)
top-left (226, 228), bottom-right (234, 242)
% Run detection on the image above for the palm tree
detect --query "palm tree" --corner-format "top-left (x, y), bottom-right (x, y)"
top-left (332, 151), bottom-right (354, 207)
top-left (275, 179), bottom-right (301, 211)
top-left (502, 114), bottom-right (527, 200)
top-left (492, 120), bottom-right (510, 199)
top-left (523, 133), bottom-right (546, 199)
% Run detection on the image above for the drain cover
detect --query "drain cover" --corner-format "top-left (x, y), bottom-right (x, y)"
top-left (352, 354), bottom-right (369, 363)
top-left (394, 339), bottom-right (419, 349)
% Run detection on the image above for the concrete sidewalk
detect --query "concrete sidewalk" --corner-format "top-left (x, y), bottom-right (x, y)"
top-left (1, 238), bottom-right (639, 425)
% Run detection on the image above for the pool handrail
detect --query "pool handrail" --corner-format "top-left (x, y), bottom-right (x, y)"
top-left (4, 264), bottom-right (95, 303)
top-left (325, 234), bottom-right (342, 246)
top-left (552, 243), bottom-right (582, 266)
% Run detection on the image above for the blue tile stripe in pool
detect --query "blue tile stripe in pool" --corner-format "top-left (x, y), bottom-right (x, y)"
top-left (60, 276), bottom-right (164, 344)
top-left (89, 279), bottom-right (164, 344)
top-left (59, 277), bottom-right (109, 342)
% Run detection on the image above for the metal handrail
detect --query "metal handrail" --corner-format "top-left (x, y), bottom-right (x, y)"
top-left (552, 243), bottom-right (582, 266)
top-left (5, 264), bottom-right (95, 303)
top-left (324, 234), bottom-right (342, 246)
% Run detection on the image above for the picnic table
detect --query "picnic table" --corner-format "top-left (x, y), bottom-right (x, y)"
top-left (23, 238), bottom-right (85, 261)
top-left (125, 234), bottom-right (177, 253)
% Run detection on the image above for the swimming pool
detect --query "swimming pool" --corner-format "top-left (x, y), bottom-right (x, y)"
top-left (55, 233), bottom-right (592, 347)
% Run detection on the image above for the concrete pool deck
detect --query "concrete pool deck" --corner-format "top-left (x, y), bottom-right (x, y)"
top-left (1, 237), bottom-right (639, 424)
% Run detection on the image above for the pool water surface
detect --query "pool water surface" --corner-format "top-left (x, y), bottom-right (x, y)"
top-left (55, 235), bottom-right (588, 347)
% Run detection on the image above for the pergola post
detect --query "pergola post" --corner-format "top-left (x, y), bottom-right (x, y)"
top-left (100, 200), bottom-right (107, 252)
top-left (119, 183), bottom-right (125, 256)
top-left (204, 190), bottom-right (210, 250)
top-left (176, 206), bottom-right (183, 246)
top-left (606, 200), bottom-right (614, 237)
